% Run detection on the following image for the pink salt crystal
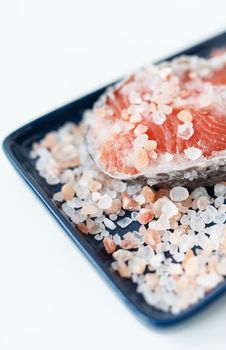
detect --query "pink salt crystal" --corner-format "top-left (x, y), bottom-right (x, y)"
top-left (184, 256), bottom-right (200, 276)
top-left (121, 192), bottom-right (140, 211)
top-left (81, 203), bottom-right (98, 216)
top-left (43, 132), bottom-right (57, 149)
top-left (178, 122), bottom-right (194, 140)
top-left (77, 223), bottom-right (89, 235)
top-left (144, 273), bottom-right (159, 289)
top-left (95, 107), bottom-right (106, 118)
top-left (152, 196), bottom-right (169, 218)
top-left (196, 196), bottom-right (210, 210)
top-left (113, 249), bottom-right (133, 261)
top-left (175, 275), bottom-right (191, 293)
top-left (61, 183), bottom-right (75, 201)
top-left (141, 186), bottom-right (155, 203)
top-left (177, 110), bottom-right (193, 123)
top-left (208, 256), bottom-right (218, 273)
top-left (137, 208), bottom-right (154, 225)
top-left (86, 219), bottom-right (101, 235)
top-left (103, 236), bottom-right (117, 254)
top-left (140, 226), bottom-right (161, 250)
top-left (105, 198), bottom-right (122, 214)
top-left (117, 261), bottom-right (131, 278)
top-left (88, 180), bottom-right (102, 192)
top-left (134, 148), bottom-right (149, 169)
top-left (120, 232), bottom-right (139, 250)
top-left (216, 258), bottom-right (226, 276)
top-left (144, 140), bottom-right (157, 152)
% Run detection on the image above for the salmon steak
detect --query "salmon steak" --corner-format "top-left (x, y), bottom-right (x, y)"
top-left (87, 54), bottom-right (226, 187)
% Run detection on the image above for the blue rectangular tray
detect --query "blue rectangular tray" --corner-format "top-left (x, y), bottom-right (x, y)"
top-left (3, 31), bottom-right (226, 327)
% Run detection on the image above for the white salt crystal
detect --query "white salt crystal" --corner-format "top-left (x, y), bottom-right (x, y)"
top-left (149, 254), bottom-right (163, 268)
top-left (67, 197), bottom-right (83, 208)
top-left (103, 218), bottom-right (116, 230)
top-left (184, 147), bottom-right (202, 160)
top-left (161, 200), bottom-right (178, 218)
top-left (170, 186), bottom-right (189, 202)
top-left (112, 180), bottom-right (127, 193)
top-left (214, 183), bottom-right (226, 197)
top-left (178, 122), bottom-right (194, 140)
top-left (196, 273), bottom-right (222, 289)
top-left (214, 196), bottom-right (224, 208)
top-left (98, 194), bottom-right (112, 209)
top-left (117, 217), bottom-right (132, 228)
top-left (173, 252), bottom-right (185, 263)
top-left (131, 211), bottom-right (138, 221)
top-left (94, 234), bottom-right (103, 241)
top-left (109, 214), bottom-right (117, 221)
top-left (113, 234), bottom-right (121, 245)
top-left (162, 152), bottom-right (174, 162)
top-left (127, 184), bottom-right (141, 195)
top-left (53, 192), bottom-right (64, 202)
top-left (152, 110), bottom-right (166, 125)
top-left (168, 263), bottom-right (183, 275)
top-left (191, 187), bottom-right (209, 199)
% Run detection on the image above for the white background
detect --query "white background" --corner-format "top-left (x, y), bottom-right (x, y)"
top-left (1, 1), bottom-right (226, 349)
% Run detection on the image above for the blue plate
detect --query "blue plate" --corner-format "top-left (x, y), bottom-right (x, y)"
top-left (3, 32), bottom-right (226, 327)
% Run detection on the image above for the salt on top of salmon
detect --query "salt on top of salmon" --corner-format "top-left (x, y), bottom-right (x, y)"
top-left (87, 54), bottom-right (226, 185)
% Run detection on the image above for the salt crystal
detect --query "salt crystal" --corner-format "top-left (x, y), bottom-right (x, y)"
top-left (197, 196), bottom-right (210, 210)
top-left (170, 186), bottom-right (189, 202)
top-left (94, 234), bottom-right (103, 241)
top-left (131, 211), bottom-right (138, 221)
top-left (184, 147), bottom-right (202, 160)
top-left (53, 192), bottom-right (64, 202)
top-left (129, 91), bottom-right (142, 104)
top-left (149, 254), bottom-right (163, 268)
top-left (127, 184), bottom-right (141, 196)
top-left (191, 187), bottom-right (209, 199)
top-left (134, 124), bottom-right (148, 135)
top-left (98, 194), bottom-right (112, 209)
top-left (113, 249), bottom-right (133, 261)
top-left (128, 257), bottom-right (146, 274)
top-left (130, 114), bottom-right (142, 123)
top-left (109, 214), bottom-right (117, 221)
top-left (152, 110), bottom-right (166, 125)
top-left (196, 273), bottom-right (222, 289)
top-left (92, 192), bottom-right (102, 202)
top-left (117, 217), bottom-right (133, 228)
top-left (214, 196), bottom-right (224, 208)
top-left (161, 200), bottom-right (178, 218)
top-left (67, 197), bottom-right (83, 208)
top-left (173, 252), bottom-right (185, 263)
top-left (214, 183), bottom-right (226, 197)
top-left (113, 234), bottom-right (121, 245)
top-left (103, 218), bottom-right (116, 230)
top-left (112, 180), bottom-right (127, 193)
top-left (162, 152), bottom-right (174, 162)
top-left (177, 110), bottom-right (193, 122)
top-left (178, 122), bottom-right (194, 140)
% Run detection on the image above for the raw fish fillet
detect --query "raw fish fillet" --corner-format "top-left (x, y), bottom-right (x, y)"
top-left (87, 54), bottom-right (226, 187)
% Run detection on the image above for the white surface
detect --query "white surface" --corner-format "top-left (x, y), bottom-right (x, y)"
top-left (1, 1), bottom-right (226, 349)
